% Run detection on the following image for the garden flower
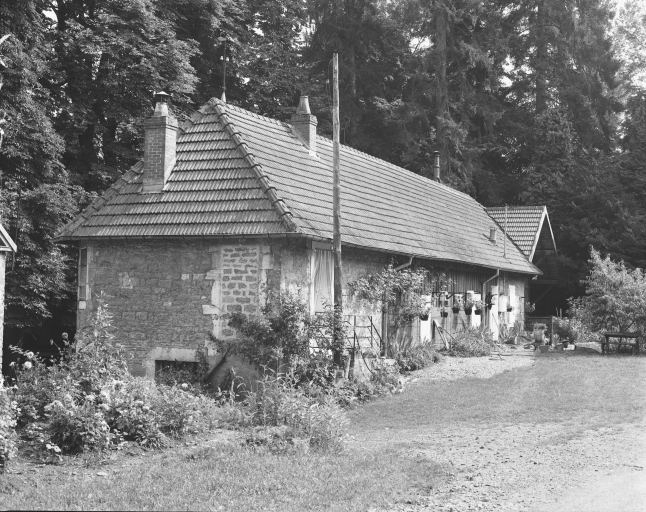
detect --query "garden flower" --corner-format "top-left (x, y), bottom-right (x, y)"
top-left (25, 351), bottom-right (34, 359)
top-left (23, 361), bottom-right (32, 370)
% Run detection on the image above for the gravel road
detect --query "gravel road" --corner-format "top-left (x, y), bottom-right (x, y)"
top-left (359, 353), bottom-right (646, 512)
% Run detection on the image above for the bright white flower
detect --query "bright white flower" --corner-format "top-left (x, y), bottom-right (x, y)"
top-left (85, 394), bottom-right (96, 402)
top-left (23, 361), bottom-right (33, 370)
top-left (25, 351), bottom-right (35, 360)
top-left (181, 383), bottom-right (189, 390)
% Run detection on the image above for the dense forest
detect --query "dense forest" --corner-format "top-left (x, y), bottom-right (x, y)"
top-left (1, 0), bottom-right (645, 344)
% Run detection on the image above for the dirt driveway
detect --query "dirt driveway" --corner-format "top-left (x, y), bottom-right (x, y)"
top-left (349, 352), bottom-right (646, 512)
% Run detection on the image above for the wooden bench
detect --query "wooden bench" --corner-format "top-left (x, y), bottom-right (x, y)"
top-left (602, 332), bottom-right (641, 355)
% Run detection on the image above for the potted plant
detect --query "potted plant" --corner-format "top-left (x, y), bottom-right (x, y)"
top-left (464, 299), bottom-right (474, 315)
top-left (533, 323), bottom-right (547, 346)
top-left (524, 300), bottom-right (536, 314)
top-left (440, 308), bottom-right (449, 318)
top-left (474, 300), bottom-right (483, 316)
top-left (507, 304), bottom-right (513, 312)
top-left (452, 300), bottom-right (461, 314)
top-left (419, 309), bottom-right (429, 321)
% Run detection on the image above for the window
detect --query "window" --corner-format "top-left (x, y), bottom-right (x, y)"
top-left (311, 248), bottom-right (334, 313)
top-left (154, 360), bottom-right (201, 385)
top-left (78, 247), bottom-right (88, 301)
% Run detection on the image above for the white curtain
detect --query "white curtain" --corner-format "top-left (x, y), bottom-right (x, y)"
top-left (312, 249), bottom-right (334, 313)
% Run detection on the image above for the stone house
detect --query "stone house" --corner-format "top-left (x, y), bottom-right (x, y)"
top-left (0, 224), bottom-right (17, 371)
top-left (58, 94), bottom-right (543, 377)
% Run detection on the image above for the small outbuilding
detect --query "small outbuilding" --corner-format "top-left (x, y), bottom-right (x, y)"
top-left (0, 224), bottom-right (17, 371)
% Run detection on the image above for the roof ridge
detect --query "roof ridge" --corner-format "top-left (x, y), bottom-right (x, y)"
top-left (209, 99), bottom-right (299, 233)
top-left (486, 205), bottom-right (546, 211)
top-left (212, 99), bottom-right (290, 129)
top-left (212, 99), bottom-right (482, 204)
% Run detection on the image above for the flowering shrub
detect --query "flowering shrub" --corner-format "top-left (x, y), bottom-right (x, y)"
top-left (45, 395), bottom-right (112, 453)
top-left (12, 302), bottom-right (224, 455)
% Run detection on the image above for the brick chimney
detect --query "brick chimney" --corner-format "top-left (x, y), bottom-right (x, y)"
top-left (291, 95), bottom-right (317, 153)
top-left (142, 91), bottom-right (178, 193)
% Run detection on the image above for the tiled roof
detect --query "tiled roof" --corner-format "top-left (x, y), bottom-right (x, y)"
top-left (485, 206), bottom-right (554, 261)
top-left (0, 224), bottom-right (17, 252)
top-left (59, 99), bottom-right (540, 275)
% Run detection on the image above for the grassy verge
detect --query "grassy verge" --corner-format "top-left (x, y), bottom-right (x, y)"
top-left (0, 436), bottom-right (444, 511)
top-left (350, 352), bottom-right (646, 435)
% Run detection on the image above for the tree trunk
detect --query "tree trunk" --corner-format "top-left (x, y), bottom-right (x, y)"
top-left (435, 0), bottom-right (449, 176)
top-left (535, 0), bottom-right (548, 114)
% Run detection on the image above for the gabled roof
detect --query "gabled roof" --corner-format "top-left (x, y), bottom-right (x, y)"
top-left (0, 224), bottom-right (17, 253)
top-left (59, 99), bottom-right (540, 275)
top-left (485, 206), bottom-right (556, 261)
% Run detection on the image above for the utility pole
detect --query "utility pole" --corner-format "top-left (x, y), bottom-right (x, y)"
top-left (503, 204), bottom-right (508, 259)
top-left (332, 52), bottom-right (344, 368)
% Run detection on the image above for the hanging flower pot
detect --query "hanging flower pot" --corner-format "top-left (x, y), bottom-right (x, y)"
top-left (440, 310), bottom-right (449, 318)
top-left (474, 309), bottom-right (482, 316)
top-left (464, 307), bottom-right (473, 315)
top-left (507, 306), bottom-right (513, 312)
top-left (419, 312), bottom-right (429, 321)
top-left (452, 306), bottom-right (460, 314)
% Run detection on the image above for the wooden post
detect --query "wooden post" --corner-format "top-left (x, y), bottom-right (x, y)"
top-left (332, 52), bottom-right (344, 368)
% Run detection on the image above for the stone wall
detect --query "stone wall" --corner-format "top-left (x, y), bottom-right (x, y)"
top-left (79, 238), bottom-right (313, 376)
top-left (78, 238), bottom-right (529, 376)
top-left (80, 240), bottom-right (214, 376)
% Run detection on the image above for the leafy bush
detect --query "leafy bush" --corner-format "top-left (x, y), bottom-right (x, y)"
top-left (12, 301), bottom-right (224, 455)
top-left (10, 353), bottom-right (76, 426)
top-left (227, 292), bottom-right (311, 370)
top-left (552, 315), bottom-right (601, 344)
top-left (572, 248), bottom-right (646, 333)
top-left (0, 385), bottom-right (18, 472)
top-left (369, 359), bottom-right (402, 392)
top-left (348, 264), bottom-right (450, 326)
top-left (244, 373), bottom-right (347, 453)
top-left (396, 344), bottom-right (442, 372)
top-left (335, 379), bottom-right (384, 407)
top-left (45, 395), bottom-right (112, 453)
top-left (446, 328), bottom-right (494, 357)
